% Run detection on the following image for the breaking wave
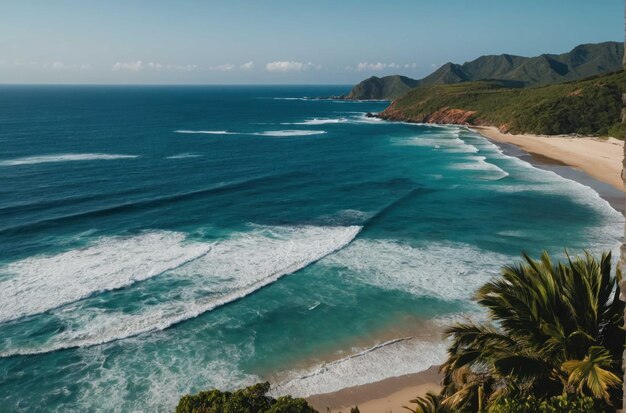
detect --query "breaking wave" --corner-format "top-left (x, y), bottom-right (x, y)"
top-left (0, 225), bottom-right (361, 356)
top-left (0, 153), bottom-right (138, 166)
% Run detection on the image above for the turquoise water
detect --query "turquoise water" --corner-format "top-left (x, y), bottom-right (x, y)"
top-left (0, 86), bottom-right (622, 412)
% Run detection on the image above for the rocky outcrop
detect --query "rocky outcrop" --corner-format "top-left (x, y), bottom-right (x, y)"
top-left (378, 102), bottom-right (479, 126)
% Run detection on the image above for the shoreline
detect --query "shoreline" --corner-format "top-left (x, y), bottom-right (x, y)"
top-left (306, 366), bottom-right (442, 413)
top-left (471, 126), bottom-right (624, 196)
top-left (305, 125), bottom-right (625, 412)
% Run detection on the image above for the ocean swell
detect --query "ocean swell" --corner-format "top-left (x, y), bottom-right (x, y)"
top-left (0, 225), bottom-right (361, 356)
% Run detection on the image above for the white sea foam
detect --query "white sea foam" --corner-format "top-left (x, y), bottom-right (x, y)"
top-left (0, 153), bottom-right (138, 166)
top-left (320, 239), bottom-right (509, 301)
top-left (271, 337), bottom-right (447, 397)
top-left (282, 118), bottom-right (348, 125)
top-left (449, 155), bottom-right (510, 180)
top-left (253, 130), bottom-right (326, 137)
top-left (0, 232), bottom-right (212, 324)
top-left (175, 129), bottom-right (326, 137)
top-left (165, 153), bottom-right (202, 159)
top-left (272, 97), bottom-right (310, 101)
top-left (67, 340), bottom-right (258, 413)
top-left (350, 113), bottom-right (385, 123)
top-left (174, 130), bottom-right (235, 135)
top-left (0, 225), bottom-right (361, 355)
top-left (396, 135), bottom-right (480, 153)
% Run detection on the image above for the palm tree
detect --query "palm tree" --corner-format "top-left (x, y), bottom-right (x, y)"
top-left (441, 251), bottom-right (624, 410)
top-left (403, 391), bottom-right (452, 413)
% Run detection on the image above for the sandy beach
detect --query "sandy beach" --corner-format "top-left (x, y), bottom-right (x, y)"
top-left (307, 366), bottom-right (442, 413)
top-left (472, 126), bottom-right (624, 192)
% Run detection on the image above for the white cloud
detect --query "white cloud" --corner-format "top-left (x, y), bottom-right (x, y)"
top-left (240, 61), bottom-right (254, 70)
top-left (113, 61), bottom-right (196, 72)
top-left (113, 61), bottom-right (143, 72)
top-left (350, 62), bottom-right (418, 72)
top-left (37, 61), bottom-right (92, 71)
top-left (209, 63), bottom-right (236, 72)
top-left (265, 61), bottom-right (320, 72)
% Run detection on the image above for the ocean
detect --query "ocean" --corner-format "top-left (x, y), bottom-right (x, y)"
top-left (0, 85), bottom-right (622, 412)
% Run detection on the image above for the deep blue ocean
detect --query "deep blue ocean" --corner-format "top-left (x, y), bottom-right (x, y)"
top-left (0, 85), bottom-right (622, 412)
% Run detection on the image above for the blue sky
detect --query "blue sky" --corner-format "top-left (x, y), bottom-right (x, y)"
top-left (0, 0), bottom-right (622, 84)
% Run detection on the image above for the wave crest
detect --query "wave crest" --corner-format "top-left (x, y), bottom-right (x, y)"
top-left (0, 153), bottom-right (138, 166)
top-left (0, 225), bottom-right (361, 356)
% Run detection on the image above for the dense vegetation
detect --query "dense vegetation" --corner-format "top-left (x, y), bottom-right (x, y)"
top-left (346, 42), bottom-right (623, 99)
top-left (431, 251), bottom-right (624, 412)
top-left (175, 382), bottom-right (318, 413)
top-left (380, 70), bottom-right (626, 137)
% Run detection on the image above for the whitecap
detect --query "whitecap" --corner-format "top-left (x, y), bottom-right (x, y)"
top-left (174, 130), bottom-right (235, 135)
top-left (0, 225), bottom-right (361, 355)
top-left (165, 153), bottom-right (202, 159)
top-left (253, 130), bottom-right (326, 137)
top-left (0, 231), bottom-right (212, 324)
top-left (174, 129), bottom-right (326, 137)
top-left (0, 153), bottom-right (138, 166)
top-left (282, 118), bottom-right (348, 126)
top-left (449, 155), bottom-right (510, 180)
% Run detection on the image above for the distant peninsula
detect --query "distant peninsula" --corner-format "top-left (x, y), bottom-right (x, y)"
top-left (344, 41), bottom-right (623, 100)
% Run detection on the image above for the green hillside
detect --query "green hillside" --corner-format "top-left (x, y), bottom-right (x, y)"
top-left (345, 75), bottom-right (419, 99)
top-left (378, 70), bottom-right (626, 137)
top-left (346, 41), bottom-right (624, 100)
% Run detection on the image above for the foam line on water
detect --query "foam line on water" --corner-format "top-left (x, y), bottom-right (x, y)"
top-left (175, 129), bottom-right (326, 137)
top-left (0, 153), bottom-right (139, 166)
top-left (320, 239), bottom-right (510, 301)
top-left (174, 130), bottom-right (235, 135)
top-left (0, 231), bottom-right (212, 323)
top-left (395, 135), bottom-right (480, 153)
top-left (165, 153), bottom-right (202, 159)
top-left (271, 337), bottom-right (447, 397)
top-left (0, 225), bottom-right (361, 356)
top-left (281, 118), bottom-right (348, 125)
top-left (449, 155), bottom-right (510, 180)
top-left (252, 130), bottom-right (326, 137)
top-left (464, 128), bottom-right (624, 221)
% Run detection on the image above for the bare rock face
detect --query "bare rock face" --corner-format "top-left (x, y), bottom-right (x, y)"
top-left (378, 102), bottom-right (478, 126)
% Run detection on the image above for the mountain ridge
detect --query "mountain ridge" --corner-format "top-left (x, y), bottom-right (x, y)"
top-left (345, 41), bottom-right (624, 100)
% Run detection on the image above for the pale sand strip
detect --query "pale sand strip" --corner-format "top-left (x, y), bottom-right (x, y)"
top-left (471, 126), bottom-right (624, 192)
top-left (306, 366), bottom-right (442, 413)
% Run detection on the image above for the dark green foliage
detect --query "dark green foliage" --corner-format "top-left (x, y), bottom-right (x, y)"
top-left (403, 391), bottom-right (452, 413)
top-left (440, 251), bottom-right (624, 411)
top-left (175, 382), bottom-right (317, 413)
top-left (608, 122), bottom-right (626, 139)
top-left (347, 41), bottom-right (623, 99)
top-left (349, 407), bottom-right (360, 413)
top-left (488, 394), bottom-right (601, 413)
top-left (386, 70), bottom-right (626, 137)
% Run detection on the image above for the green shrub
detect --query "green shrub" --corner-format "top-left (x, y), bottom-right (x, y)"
top-left (175, 382), bottom-right (317, 413)
top-left (488, 394), bottom-right (602, 413)
top-left (607, 122), bottom-right (626, 139)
